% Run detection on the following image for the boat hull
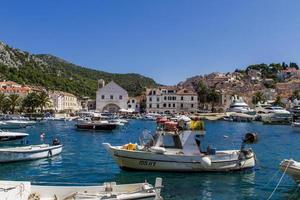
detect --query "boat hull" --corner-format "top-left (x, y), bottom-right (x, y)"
top-left (0, 145), bottom-right (62, 163)
top-left (104, 144), bottom-right (255, 172)
top-left (76, 123), bottom-right (117, 130)
top-left (280, 159), bottom-right (300, 183)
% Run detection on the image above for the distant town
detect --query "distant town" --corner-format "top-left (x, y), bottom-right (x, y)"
top-left (1, 62), bottom-right (300, 115)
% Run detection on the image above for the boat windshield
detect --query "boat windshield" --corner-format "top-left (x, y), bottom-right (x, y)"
top-left (156, 134), bottom-right (183, 149)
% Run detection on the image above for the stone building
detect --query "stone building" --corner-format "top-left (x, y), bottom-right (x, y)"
top-left (96, 80), bottom-right (128, 113)
top-left (146, 86), bottom-right (198, 114)
top-left (49, 91), bottom-right (81, 112)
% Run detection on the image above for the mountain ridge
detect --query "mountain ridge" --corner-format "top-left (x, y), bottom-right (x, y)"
top-left (0, 41), bottom-right (158, 98)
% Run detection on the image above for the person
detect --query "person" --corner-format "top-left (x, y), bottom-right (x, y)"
top-left (40, 132), bottom-right (45, 143)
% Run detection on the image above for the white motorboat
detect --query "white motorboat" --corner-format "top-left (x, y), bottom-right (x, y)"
top-left (0, 120), bottom-right (36, 129)
top-left (280, 159), bottom-right (300, 183)
top-left (103, 131), bottom-right (256, 172)
top-left (260, 106), bottom-right (292, 124)
top-left (227, 96), bottom-right (256, 115)
top-left (0, 130), bottom-right (28, 142)
top-left (0, 177), bottom-right (163, 200)
top-left (0, 143), bottom-right (62, 163)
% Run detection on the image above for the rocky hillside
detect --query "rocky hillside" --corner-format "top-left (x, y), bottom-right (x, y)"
top-left (0, 41), bottom-right (158, 97)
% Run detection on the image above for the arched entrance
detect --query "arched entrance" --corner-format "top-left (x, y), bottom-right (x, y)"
top-left (102, 103), bottom-right (120, 113)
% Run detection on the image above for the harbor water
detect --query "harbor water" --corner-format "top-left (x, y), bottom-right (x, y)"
top-left (1, 120), bottom-right (300, 199)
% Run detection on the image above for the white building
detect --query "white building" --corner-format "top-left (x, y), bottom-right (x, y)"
top-left (146, 86), bottom-right (198, 114)
top-left (127, 97), bottom-right (140, 112)
top-left (49, 91), bottom-right (81, 112)
top-left (96, 80), bottom-right (128, 113)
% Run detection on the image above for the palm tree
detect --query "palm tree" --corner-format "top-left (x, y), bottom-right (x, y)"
top-left (7, 94), bottom-right (20, 114)
top-left (22, 92), bottom-right (40, 113)
top-left (37, 91), bottom-right (51, 112)
top-left (0, 93), bottom-right (6, 113)
top-left (273, 95), bottom-right (285, 107)
top-left (252, 91), bottom-right (266, 105)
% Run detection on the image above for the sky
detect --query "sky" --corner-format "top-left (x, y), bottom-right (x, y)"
top-left (1, 0), bottom-right (300, 85)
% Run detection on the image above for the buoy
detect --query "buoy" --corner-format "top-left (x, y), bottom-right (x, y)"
top-left (201, 156), bottom-right (212, 167)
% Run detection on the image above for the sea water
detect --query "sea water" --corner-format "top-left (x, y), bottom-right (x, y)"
top-left (0, 120), bottom-right (299, 200)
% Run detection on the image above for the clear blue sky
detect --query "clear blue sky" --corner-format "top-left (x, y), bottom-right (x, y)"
top-left (1, 0), bottom-right (300, 85)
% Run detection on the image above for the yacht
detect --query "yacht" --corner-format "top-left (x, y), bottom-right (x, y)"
top-left (227, 96), bottom-right (255, 115)
top-left (260, 106), bottom-right (292, 124)
top-left (0, 130), bottom-right (28, 142)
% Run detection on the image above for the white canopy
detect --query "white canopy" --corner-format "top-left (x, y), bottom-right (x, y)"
top-left (178, 115), bottom-right (191, 122)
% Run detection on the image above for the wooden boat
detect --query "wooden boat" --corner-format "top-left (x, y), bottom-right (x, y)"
top-left (280, 159), bottom-right (300, 183)
top-left (0, 144), bottom-right (62, 163)
top-left (103, 131), bottom-right (256, 172)
top-left (0, 177), bottom-right (163, 200)
top-left (76, 120), bottom-right (118, 130)
top-left (0, 130), bottom-right (28, 142)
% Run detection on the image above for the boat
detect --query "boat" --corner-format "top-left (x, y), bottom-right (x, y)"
top-left (0, 143), bottom-right (62, 163)
top-left (0, 130), bottom-right (28, 142)
top-left (260, 106), bottom-right (292, 125)
top-left (227, 96), bottom-right (256, 115)
top-left (280, 159), bottom-right (300, 183)
top-left (76, 120), bottom-right (118, 130)
top-left (103, 130), bottom-right (256, 172)
top-left (0, 120), bottom-right (36, 129)
top-left (0, 177), bottom-right (163, 200)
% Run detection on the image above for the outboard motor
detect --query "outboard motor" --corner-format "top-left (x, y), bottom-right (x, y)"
top-left (52, 138), bottom-right (61, 146)
top-left (243, 132), bottom-right (258, 144)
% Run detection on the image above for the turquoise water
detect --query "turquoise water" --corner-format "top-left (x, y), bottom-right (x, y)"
top-left (1, 120), bottom-right (300, 199)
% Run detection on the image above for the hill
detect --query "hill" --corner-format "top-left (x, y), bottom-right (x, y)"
top-left (0, 41), bottom-right (158, 97)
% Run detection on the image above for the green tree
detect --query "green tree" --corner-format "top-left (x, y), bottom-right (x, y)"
top-left (37, 91), bottom-right (51, 112)
top-left (0, 93), bottom-right (6, 113)
top-left (22, 92), bottom-right (40, 113)
top-left (207, 89), bottom-right (221, 112)
top-left (273, 96), bottom-right (285, 107)
top-left (252, 91), bottom-right (266, 105)
top-left (289, 90), bottom-right (300, 101)
top-left (7, 94), bottom-right (20, 114)
top-left (196, 80), bottom-right (209, 109)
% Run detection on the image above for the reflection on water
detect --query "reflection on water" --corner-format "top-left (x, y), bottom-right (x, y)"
top-left (0, 120), bottom-right (299, 199)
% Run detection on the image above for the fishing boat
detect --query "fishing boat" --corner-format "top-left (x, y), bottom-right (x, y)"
top-left (280, 159), bottom-right (300, 183)
top-left (0, 143), bottom-right (62, 163)
top-left (76, 120), bottom-right (118, 130)
top-left (0, 177), bottom-right (163, 200)
top-left (103, 130), bottom-right (256, 172)
top-left (0, 130), bottom-right (28, 142)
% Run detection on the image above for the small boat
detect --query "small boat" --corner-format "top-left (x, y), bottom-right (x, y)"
top-left (76, 120), bottom-right (118, 130)
top-left (0, 143), bottom-right (62, 163)
top-left (0, 177), bottom-right (163, 200)
top-left (103, 130), bottom-right (256, 172)
top-left (0, 130), bottom-right (28, 142)
top-left (280, 159), bottom-right (300, 183)
top-left (0, 120), bottom-right (36, 129)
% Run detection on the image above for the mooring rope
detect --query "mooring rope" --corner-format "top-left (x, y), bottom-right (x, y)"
top-left (267, 160), bottom-right (291, 200)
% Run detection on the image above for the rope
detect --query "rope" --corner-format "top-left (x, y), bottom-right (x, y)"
top-left (267, 160), bottom-right (291, 200)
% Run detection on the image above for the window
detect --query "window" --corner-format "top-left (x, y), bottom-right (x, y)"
top-left (164, 96), bottom-right (167, 100)
top-left (173, 103), bottom-right (175, 107)
top-left (157, 97), bottom-right (159, 102)
top-left (149, 104), bottom-right (152, 108)
top-left (191, 104), bottom-right (194, 108)
top-left (110, 95), bottom-right (113, 100)
top-left (181, 96), bottom-right (184, 101)
top-left (168, 103), bottom-right (171, 107)
top-left (181, 103), bottom-right (183, 108)
top-left (119, 95), bottom-right (122, 100)
top-left (157, 104), bottom-right (159, 108)
top-left (128, 105), bottom-right (132, 108)
top-left (173, 97), bottom-right (176, 100)
top-left (191, 96), bottom-right (194, 101)
top-left (163, 103), bottom-right (166, 108)
top-left (101, 95), bottom-right (105, 99)
top-left (149, 97), bottom-right (152, 102)
top-left (153, 90), bottom-right (156, 95)
top-left (132, 99), bottom-right (135, 103)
